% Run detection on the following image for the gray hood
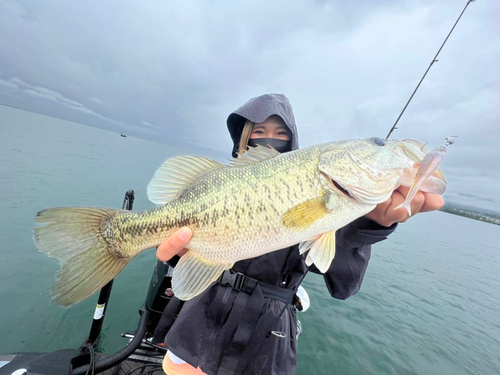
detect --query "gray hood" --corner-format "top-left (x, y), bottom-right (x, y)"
top-left (227, 93), bottom-right (299, 157)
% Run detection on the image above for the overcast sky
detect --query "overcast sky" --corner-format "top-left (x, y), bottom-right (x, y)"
top-left (1, 0), bottom-right (499, 209)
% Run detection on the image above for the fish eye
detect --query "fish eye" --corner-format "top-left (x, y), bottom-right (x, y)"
top-left (371, 137), bottom-right (386, 146)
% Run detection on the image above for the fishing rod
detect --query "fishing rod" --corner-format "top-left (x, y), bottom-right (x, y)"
top-left (385, 0), bottom-right (476, 140)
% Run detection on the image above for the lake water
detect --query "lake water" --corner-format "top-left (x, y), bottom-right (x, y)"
top-left (1, 104), bottom-right (499, 375)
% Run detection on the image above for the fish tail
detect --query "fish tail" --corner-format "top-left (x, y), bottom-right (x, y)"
top-left (34, 207), bottom-right (130, 307)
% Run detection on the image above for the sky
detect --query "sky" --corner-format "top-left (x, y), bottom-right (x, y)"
top-left (1, 0), bottom-right (499, 210)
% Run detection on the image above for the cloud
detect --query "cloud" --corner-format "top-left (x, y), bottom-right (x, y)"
top-left (89, 97), bottom-right (106, 106)
top-left (140, 120), bottom-right (160, 131)
top-left (0, 77), bottom-right (127, 127)
top-left (0, 78), bottom-right (18, 90)
top-left (0, 0), bottom-right (498, 208)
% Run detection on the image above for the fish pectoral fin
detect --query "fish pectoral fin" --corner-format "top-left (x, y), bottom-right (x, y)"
top-left (281, 195), bottom-right (330, 230)
top-left (147, 155), bottom-right (224, 205)
top-left (301, 230), bottom-right (336, 273)
top-left (172, 252), bottom-right (232, 301)
top-left (230, 144), bottom-right (280, 167)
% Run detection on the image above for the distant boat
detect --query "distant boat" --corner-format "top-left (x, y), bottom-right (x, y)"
top-left (120, 133), bottom-right (127, 138)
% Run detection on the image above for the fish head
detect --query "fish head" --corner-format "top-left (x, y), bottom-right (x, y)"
top-left (318, 137), bottom-right (446, 205)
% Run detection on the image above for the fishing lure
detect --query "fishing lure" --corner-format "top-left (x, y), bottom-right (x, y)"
top-left (395, 136), bottom-right (456, 216)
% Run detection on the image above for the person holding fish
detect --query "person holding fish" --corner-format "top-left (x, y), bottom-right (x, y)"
top-left (34, 92), bottom-right (447, 374)
top-left (154, 93), bottom-right (445, 375)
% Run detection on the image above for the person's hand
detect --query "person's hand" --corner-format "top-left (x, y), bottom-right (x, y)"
top-left (156, 227), bottom-right (193, 262)
top-left (364, 186), bottom-right (445, 227)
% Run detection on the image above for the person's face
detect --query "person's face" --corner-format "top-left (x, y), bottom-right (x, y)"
top-left (250, 117), bottom-right (291, 141)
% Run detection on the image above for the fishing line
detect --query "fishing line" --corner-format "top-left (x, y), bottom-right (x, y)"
top-left (385, 0), bottom-right (476, 140)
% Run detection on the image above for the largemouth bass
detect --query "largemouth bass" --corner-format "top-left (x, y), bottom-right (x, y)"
top-left (34, 137), bottom-right (447, 306)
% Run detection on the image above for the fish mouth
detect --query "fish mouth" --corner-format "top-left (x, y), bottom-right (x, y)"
top-left (321, 167), bottom-right (399, 206)
top-left (332, 179), bottom-right (353, 198)
top-left (321, 172), bottom-right (355, 199)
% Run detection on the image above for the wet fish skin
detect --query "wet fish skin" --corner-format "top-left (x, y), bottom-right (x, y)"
top-left (34, 138), bottom-right (447, 306)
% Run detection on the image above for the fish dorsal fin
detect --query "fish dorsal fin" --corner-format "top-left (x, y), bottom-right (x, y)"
top-left (147, 155), bottom-right (224, 205)
top-left (281, 195), bottom-right (330, 230)
top-left (299, 230), bottom-right (337, 273)
top-left (230, 145), bottom-right (280, 167)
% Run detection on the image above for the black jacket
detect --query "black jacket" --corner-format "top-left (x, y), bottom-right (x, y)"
top-left (164, 218), bottom-right (396, 375)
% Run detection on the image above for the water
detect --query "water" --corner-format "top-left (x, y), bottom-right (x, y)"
top-left (1, 105), bottom-right (499, 374)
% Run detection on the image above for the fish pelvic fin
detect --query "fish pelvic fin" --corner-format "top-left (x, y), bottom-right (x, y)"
top-left (148, 155), bottom-right (224, 205)
top-left (300, 231), bottom-right (337, 273)
top-left (172, 252), bottom-right (232, 301)
top-left (281, 195), bottom-right (331, 230)
top-left (34, 207), bottom-right (130, 307)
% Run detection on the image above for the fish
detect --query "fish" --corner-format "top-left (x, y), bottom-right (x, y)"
top-left (33, 137), bottom-right (447, 306)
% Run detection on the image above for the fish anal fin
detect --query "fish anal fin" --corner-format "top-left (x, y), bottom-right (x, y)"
top-left (172, 252), bottom-right (232, 301)
top-left (300, 231), bottom-right (336, 273)
top-left (281, 195), bottom-right (330, 230)
top-left (147, 156), bottom-right (224, 205)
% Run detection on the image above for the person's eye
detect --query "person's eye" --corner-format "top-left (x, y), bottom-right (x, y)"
top-left (253, 130), bottom-right (264, 135)
top-left (277, 131), bottom-right (288, 136)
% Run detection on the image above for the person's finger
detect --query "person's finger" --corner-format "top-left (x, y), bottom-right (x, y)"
top-left (177, 248), bottom-right (189, 257)
top-left (420, 193), bottom-right (445, 212)
top-left (387, 189), bottom-right (408, 223)
top-left (399, 213), bottom-right (411, 223)
top-left (394, 186), bottom-right (428, 218)
top-left (156, 227), bottom-right (193, 262)
top-left (396, 185), bottom-right (410, 198)
top-left (408, 191), bottom-right (426, 216)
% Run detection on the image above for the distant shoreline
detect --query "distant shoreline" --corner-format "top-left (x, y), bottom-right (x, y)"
top-left (440, 203), bottom-right (500, 226)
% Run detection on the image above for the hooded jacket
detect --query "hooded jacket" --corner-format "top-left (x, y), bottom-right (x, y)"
top-left (227, 93), bottom-right (299, 157)
top-left (164, 94), bottom-right (397, 375)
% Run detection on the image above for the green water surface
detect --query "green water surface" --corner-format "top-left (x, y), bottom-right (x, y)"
top-left (1, 105), bottom-right (499, 375)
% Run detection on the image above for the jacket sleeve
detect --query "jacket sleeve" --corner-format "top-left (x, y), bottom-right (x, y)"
top-left (309, 217), bottom-right (397, 300)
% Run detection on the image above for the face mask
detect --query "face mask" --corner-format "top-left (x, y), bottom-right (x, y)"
top-left (247, 138), bottom-right (292, 153)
